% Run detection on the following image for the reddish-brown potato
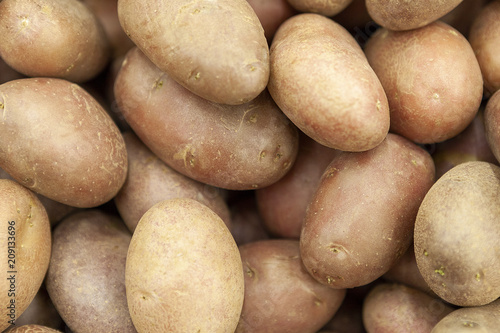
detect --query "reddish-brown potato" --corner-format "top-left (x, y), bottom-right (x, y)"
top-left (286, 0), bottom-right (353, 16)
top-left (246, 0), bottom-right (296, 42)
top-left (441, 0), bottom-right (486, 37)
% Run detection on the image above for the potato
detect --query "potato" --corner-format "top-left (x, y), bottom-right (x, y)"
top-left (431, 298), bottom-right (500, 332)
top-left (441, 0), bottom-right (486, 38)
top-left (364, 21), bottom-right (483, 144)
top-left (300, 133), bottom-right (435, 289)
top-left (126, 198), bottom-right (244, 332)
top-left (229, 193), bottom-right (270, 246)
top-left (365, 0), bottom-right (463, 31)
top-left (414, 161), bottom-right (500, 306)
top-left (485, 90), bottom-right (500, 163)
top-left (469, 0), bottom-right (500, 96)
top-left (362, 283), bottom-right (454, 333)
top-left (268, 13), bottom-right (389, 152)
top-left (0, 179), bottom-right (51, 332)
top-left (332, 0), bottom-right (372, 32)
top-left (0, 0), bottom-right (109, 83)
top-left (6, 325), bottom-right (62, 333)
top-left (117, 0), bottom-right (269, 105)
top-left (0, 57), bottom-right (24, 85)
top-left (285, 0), bottom-right (353, 17)
top-left (45, 210), bottom-right (136, 333)
top-left (114, 131), bottom-right (230, 233)
top-left (319, 291), bottom-right (365, 333)
top-left (236, 239), bottom-right (346, 333)
top-left (246, 0), bottom-right (296, 42)
top-left (0, 78), bottom-right (128, 208)
top-left (114, 47), bottom-right (298, 190)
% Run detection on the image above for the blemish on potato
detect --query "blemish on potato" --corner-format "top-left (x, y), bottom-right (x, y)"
top-left (423, 249), bottom-right (429, 256)
top-left (259, 151), bottom-right (266, 160)
top-left (475, 273), bottom-right (482, 281)
top-left (435, 266), bottom-right (445, 276)
top-left (376, 99), bottom-right (381, 111)
top-left (249, 114), bottom-right (257, 123)
top-left (433, 93), bottom-right (440, 100)
top-left (462, 321), bottom-right (477, 327)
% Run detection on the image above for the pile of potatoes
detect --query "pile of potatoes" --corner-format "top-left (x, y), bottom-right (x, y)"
top-left (0, 0), bottom-right (500, 332)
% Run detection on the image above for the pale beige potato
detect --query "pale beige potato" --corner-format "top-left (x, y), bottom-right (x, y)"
top-left (6, 325), bottom-right (63, 333)
top-left (286, 0), bottom-right (353, 16)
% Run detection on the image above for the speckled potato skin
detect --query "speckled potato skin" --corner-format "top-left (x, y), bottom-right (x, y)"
top-left (115, 47), bottom-right (298, 191)
top-left (126, 198), bottom-right (244, 333)
top-left (366, 0), bottom-right (463, 31)
top-left (236, 239), bottom-right (346, 333)
top-left (0, 0), bottom-right (109, 83)
top-left (300, 133), bottom-right (435, 289)
top-left (286, 0), bottom-right (353, 16)
top-left (414, 161), bottom-right (500, 307)
top-left (485, 90), bottom-right (500, 163)
top-left (364, 21), bottom-right (483, 144)
top-left (45, 210), bottom-right (136, 333)
top-left (117, 0), bottom-right (269, 105)
top-left (114, 131), bottom-right (231, 233)
top-left (362, 283), bottom-right (454, 333)
top-left (0, 78), bottom-right (128, 208)
top-left (0, 180), bottom-right (51, 332)
top-left (6, 325), bottom-right (62, 333)
top-left (268, 13), bottom-right (389, 152)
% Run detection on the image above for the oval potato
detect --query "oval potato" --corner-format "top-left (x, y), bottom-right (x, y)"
top-left (286, 0), bottom-right (353, 17)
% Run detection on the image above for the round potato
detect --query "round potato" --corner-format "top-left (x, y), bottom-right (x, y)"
top-left (0, 179), bottom-right (51, 332)
top-left (114, 47), bottom-right (298, 190)
top-left (236, 239), bottom-right (346, 333)
top-left (126, 198), bottom-right (244, 332)
top-left (0, 78), bottom-right (128, 208)
top-left (414, 161), bottom-right (500, 306)
top-left (45, 210), bottom-right (136, 333)
top-left (117, 0), bottom-right (269, 105)
top-left (364, 21), bottom-right (483, 144)
top-left (286, 0), bottom-right (353, 16)
top-left (300, 133), bottom-right (435, 289)
top-left (6, 325), bottom-right (62, 333)
top-left (0, 0), bottom-right (109, 83)
top-left (268, 13), bottom-right (389, 152)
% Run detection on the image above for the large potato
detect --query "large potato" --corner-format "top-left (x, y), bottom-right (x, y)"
top-left (0, 78), bottom-right (127, 208)
top-left (117, 0), bottom-right (269, 105)
top-left (300, 133), bottom-right (435, 289)
top-left (268, 13), bottom-right (389, 152)
top-left (0, 0), bottom-right (109, 83)
top-left (0, 179), bottom-right (51, 332)
top-left (414, 161), bottom-right (500, 306)
top-left (126, 198), bottom-right (244, 332)
top-left (45, 210), bottom-right (136, 333)
top-left (115, 47), bottom-right (298, 190)
top-left (364, 21), bottom-right (483, 144)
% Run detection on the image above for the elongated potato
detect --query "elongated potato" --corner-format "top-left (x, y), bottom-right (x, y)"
top-left (115, 47), bottom-right (298, 190)
top-left (117, 0), bottom-right (269, 105)
top-left (268, 13), bottom-right (389, 152)
top-left (300, 133), bottom-right (435, 289)
top-left (0, 78), bottom-right (127, 208)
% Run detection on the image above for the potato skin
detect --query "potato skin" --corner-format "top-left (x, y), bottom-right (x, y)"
top-left (117, 0), bottom-right (269, 105)
top-left (286, 0), bottom-right (353, 16)
top-left (364, 21), bottom-right (483, 144)
top-left (246, 0), bottom-right (296, 41)
top-left (0, 78), bottom-right (127, 208)
top-left (126, 198), bottom-right (244, 333)
top-left (268, 13), bottom-right (389, 152)
top-left (45, 210), bottom-right (136, 333)
top-left (0, 179), bottom-right (51, 332)
top-left (6, 325), bottom-right (62, 333)
top-left (115, 47), bottom-right (298, 190)
top-left (0, 0), bottom-right (109, 83)
top-left (415, 161), bottom-right (500, 307)
top-left (366, 0), bottom-right (463, 31)
top-left (236, 239), bottom-right (346, 333)
top-left (300, 133), bottom-right (435, 289)
top-left (485, 90), bottom-right (500, 163)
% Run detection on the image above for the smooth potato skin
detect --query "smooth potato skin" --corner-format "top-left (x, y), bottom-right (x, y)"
top-left (126, 198), bottom-right (244, 333)
top-left (115, 47), bottom-right (298, 190)
top-left (45, 210), bottom-right (136, 333)
top-left (117, 0), bottom-right (269, 105)
top-left (364, 21), bottom-right (483, 144)
top-left (286, 0), bottom-right (353, 16)
top-left (269, 13), bottom-right (389, 152)
top-left (0, 78), bottom-right (127, 208)
top-left (236, 240), bottom-right (346, 333)
top-left (485, 90), bottom-right (500, 163)
top-left (0, 180), bottom-right (51, 332)
top-left (414, 161), bottom-right (500, 307)
top-left (300, 133), bottom-right (435, 289)
top-left (0, 0), bottom-right (109, 83)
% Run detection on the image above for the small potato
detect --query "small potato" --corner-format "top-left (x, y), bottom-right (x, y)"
top-left (414, 161), bottom-right (500, 306)
top-left (6, 325), bottom-right (62, 333)
top-left (362, 283), bottom-right (454, 333)
top-left (286, 0), bottom-right (353, 17)
top-left (485, 89), bottom-right (500, 163)
top-left (236, 239), bottom-right (346, 333)
top-left (0, 179), bottom-right (52, 332)
top-left (366, 0), bottom-right (463, 31)
top-left (300, 133), bottom-right (435, 289)
top-left (268, 13), bottom-right (389, 152)
top-left (126, 198), bottom-right (244, 332)
top-left (115, 47), bottom-right (298, 190)
top-left (118, 0), bottom-right (269, 105)
top-left (45, 210), bottom-right (136, 333)
top-left (246, 0), bottom-right (296, 42)
top-left (0, 0), bottom-right (109, 83)
top-left (364, 21), bottom-right (483, 144)
top-left (0, 78), bottom-right (128, 208)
